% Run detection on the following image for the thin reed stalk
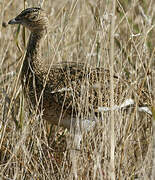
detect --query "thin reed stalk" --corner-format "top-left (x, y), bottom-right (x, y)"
top-left (109, 0), bottom-right (116, 179)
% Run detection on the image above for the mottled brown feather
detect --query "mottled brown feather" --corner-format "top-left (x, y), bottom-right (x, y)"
top-left (8, 8), bottom-right (152, 129)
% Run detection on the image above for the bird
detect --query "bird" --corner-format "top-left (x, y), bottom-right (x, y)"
top-left (8, 7), bottom-right (152, 131)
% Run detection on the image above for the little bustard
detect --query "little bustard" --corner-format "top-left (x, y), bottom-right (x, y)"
top-left (8, 7), bottom-right (152, 130)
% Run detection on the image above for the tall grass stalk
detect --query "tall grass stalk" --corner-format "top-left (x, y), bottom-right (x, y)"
top-left (109, 0), bottom-right (116, 179)
top-left (152, 69), bottom-right (155, 178)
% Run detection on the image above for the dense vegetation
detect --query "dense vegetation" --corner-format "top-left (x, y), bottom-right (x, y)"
top-left (0, 0), bottom-right (154, 179)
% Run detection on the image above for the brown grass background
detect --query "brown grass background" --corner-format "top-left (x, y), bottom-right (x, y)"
top-left (0, 0), bottom-right (155, 179)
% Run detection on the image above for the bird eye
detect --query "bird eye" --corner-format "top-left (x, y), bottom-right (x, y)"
top-left (30, 15), bottom-right (37, 20)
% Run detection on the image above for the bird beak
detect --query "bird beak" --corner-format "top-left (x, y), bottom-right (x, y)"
top-left (8, 18), bottom-right (21, 25)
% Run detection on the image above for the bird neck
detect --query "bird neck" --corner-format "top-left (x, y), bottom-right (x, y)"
top-left (25, 29), bottom-right (47, 74)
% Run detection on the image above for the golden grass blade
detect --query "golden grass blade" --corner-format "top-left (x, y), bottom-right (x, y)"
top-left (15, 25), bottom-right (22, 53)
top-left (109, 0), bottom-right (116, 179)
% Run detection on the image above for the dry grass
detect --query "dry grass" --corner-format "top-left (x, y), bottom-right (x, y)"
top-left (0, 0), bottom-right (154, 179)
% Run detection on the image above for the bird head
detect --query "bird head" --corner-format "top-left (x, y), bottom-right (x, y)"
top-left (8, 7), bottom-right (49, 32)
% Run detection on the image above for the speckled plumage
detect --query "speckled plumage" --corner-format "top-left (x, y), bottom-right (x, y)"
top-left (8, 8), bottom-right (152, 129)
